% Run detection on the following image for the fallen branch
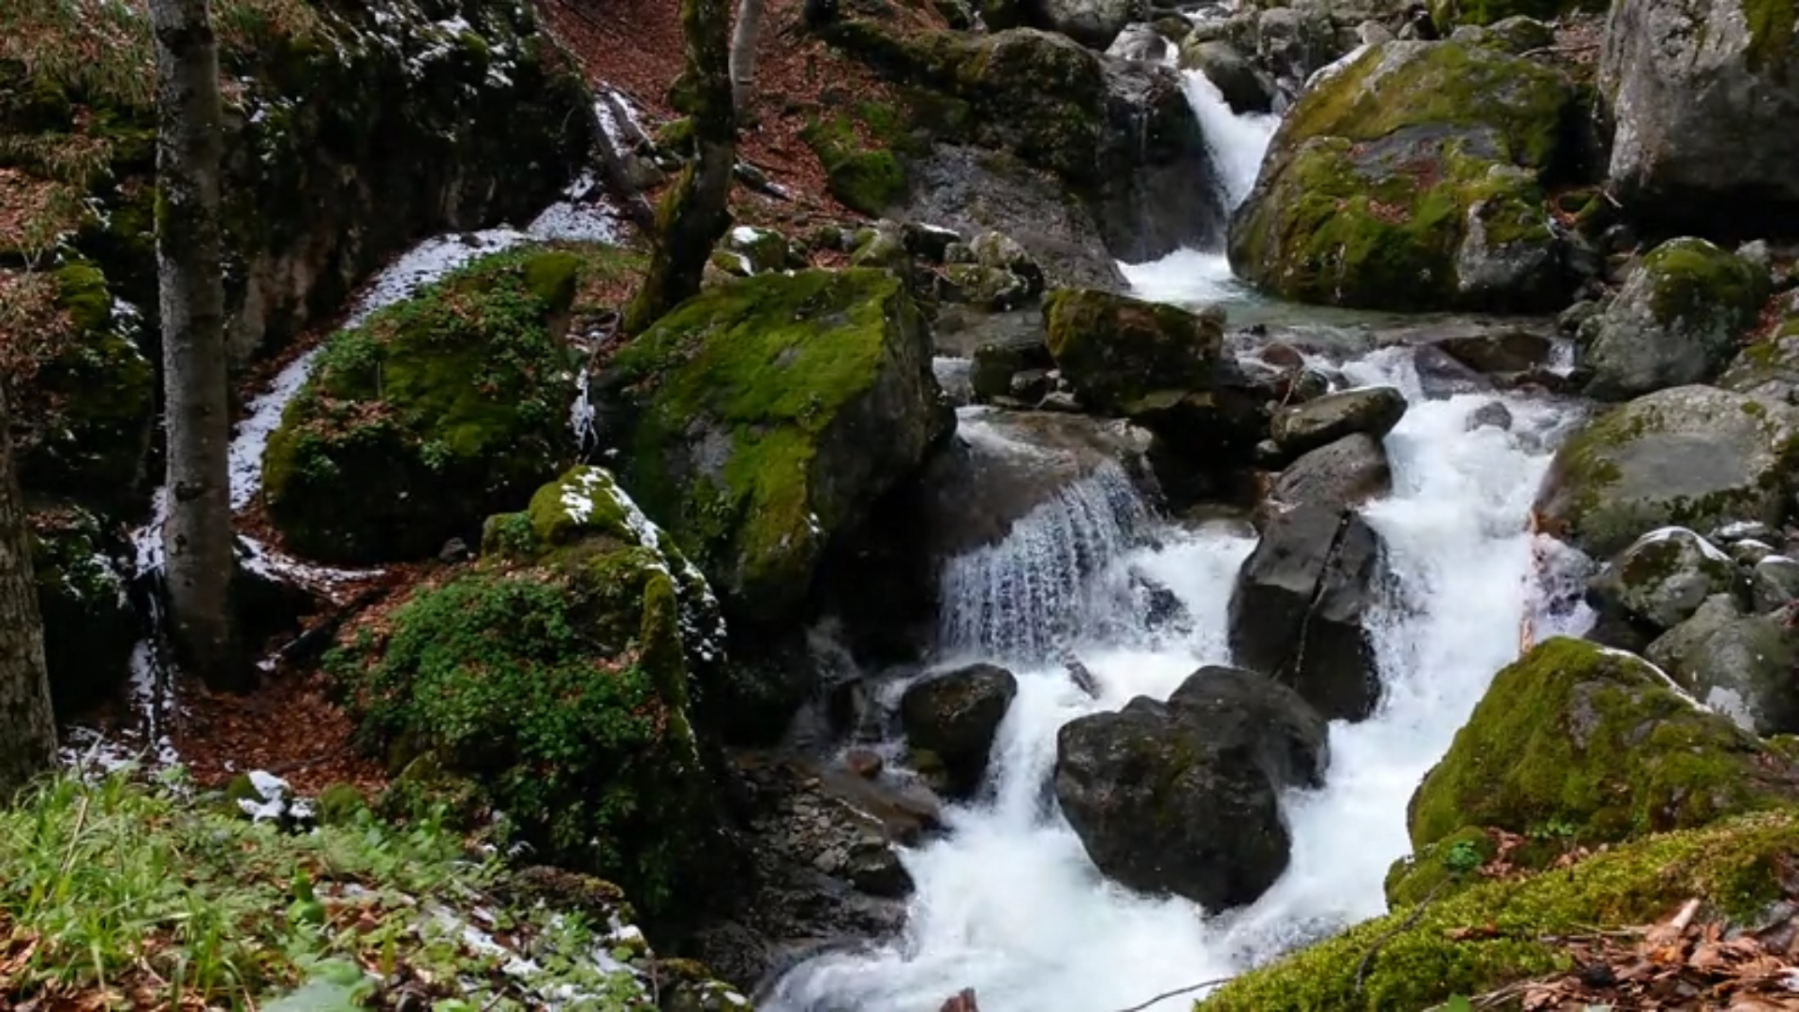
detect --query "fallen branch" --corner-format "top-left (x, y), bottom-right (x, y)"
top-left (1518, 41), bottom-right (1601, 58)
top-left (1355, 877), bottom-right (1448, 992)
top-left (1112, 976), bottom-right (1234, 1012)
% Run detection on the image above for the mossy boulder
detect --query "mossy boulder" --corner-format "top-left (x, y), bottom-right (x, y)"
top-left (1581, 237), bottom-right (1771, 400)
top-left (1406, 637), bottom-right (1799, 860)
top-left (1, 263), bottom-right (156, 518)
top-left (27, 505), bottom-right (138, 717)
top-left (1226, 39), bottom-right (1576, 312)
top-left (328, 465), bottom-right (730, 918)
top-left (1041, 288), bottom-right (1224, 413)
top-left (1531, 385), bottom-right (1799, 560)
top-left (262, 247), bottom-right (583, 564)
top-left (592, 268), bottom-right (953, 627)
top-left (1586, 526), bottom-right (1748, 634)
top-left (800, 117), bottom-right (908, 217)
top-left (1201, 808), bottom-right (1799, 1011)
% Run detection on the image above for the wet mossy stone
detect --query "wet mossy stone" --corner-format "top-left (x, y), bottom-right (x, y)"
top-left (1582, 237), bottom-right (1771, 400)
top-left (1406, 637), bottom-right (1799, 856)
top-left (328, 468), bottom-right (730, 917)
top-left (261, 247), bottom-right (583, 565)
top-left (1226, 39), bottom-right (1575, 312)
top-left (594, 268), bottom-right (953, 627)
top-left (1041, 287), bottom-right (1224, 414)
top-left (1200, 808), bottom-right (1799, 1011)
top-left (1531, 384), bottom-right (1799, 560)
top-left (27, 504), bottom-right (138, 718)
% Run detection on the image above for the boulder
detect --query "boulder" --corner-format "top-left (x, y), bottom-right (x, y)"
top-left (262, 247), bottom-right (584, 564)
top-left (1412, 345), bottom-right (1495, 398)
top-left (1180, 39), bottom-right (1278, 115)
top-left (1585, 527), bottom-right (1747, 634)
top-left (591, 268), bottom-right (954, 627)
top-left (1719, 329), bottom-right (1799, 404)
top-left (1580, 238), bottom-right (1770, 400)
top-left (1227, 39), bottom-right (1576, 312)
top-left (1042, 288), bottom-right (1225, 413)
top-left (900, 663), bottom-right (1020, 797)
top-left (1407, 636), bottom-right (1799, 856)
top-left (330, 466), bottom-right (731, 918)
top-left (1433, 330), bottom-right (1554, 374)
top-left (1040, 0), bottom-right (1145, 49)
top-left (1054, 666), bottom-right (1329, 910)
top-left (1531, 385), bottom-right (1799, 560)
top-left (1648, 610), bottom-right (1799, 736)
top-left (1228, 503), bottom-right (1388, 721)
top-left (969, 328), bottom-right (1054, 402)
top-left (1270, 386), bottom-right (1407, 456)
top-left (1598, 0), bottom-right (1799, 235)
top-left (1267, 433), bottom-right (1393, 511)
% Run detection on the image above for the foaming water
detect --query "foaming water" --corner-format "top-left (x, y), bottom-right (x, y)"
top-left (764, 355), bottom-right (1587, 1012)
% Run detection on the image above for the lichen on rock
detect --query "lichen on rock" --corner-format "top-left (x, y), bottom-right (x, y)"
top-left (262, 246), bottom-right (589, 564)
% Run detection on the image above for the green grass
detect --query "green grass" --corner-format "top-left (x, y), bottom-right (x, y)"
top-left (0, 767), bottom-right (652, 1010)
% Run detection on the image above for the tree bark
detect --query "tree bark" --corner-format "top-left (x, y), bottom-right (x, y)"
top-left (150, 0), bottom-right (249, 692)
top-left (0, 382), bottom-right (58, 799)
top-left (730, 0), bottom-right (766, 115)
top-left (623, 0), bottom-right (738, 333)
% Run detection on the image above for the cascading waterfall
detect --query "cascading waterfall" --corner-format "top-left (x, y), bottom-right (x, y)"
top-left (764, 61), bottom-right (1592, 1012)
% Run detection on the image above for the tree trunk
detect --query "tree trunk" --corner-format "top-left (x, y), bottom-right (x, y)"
top-left (150, 0), bottom-right (249, 692)
top-left (730, 0), bottom-right (766, 115)
top-left (0, 383), bottom-right (58, 799)
top-left (623, 0), bottom-right (739, 333)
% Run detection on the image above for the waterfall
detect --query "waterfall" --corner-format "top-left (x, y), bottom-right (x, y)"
top-left (937, 462), bottom-right (1152, 665)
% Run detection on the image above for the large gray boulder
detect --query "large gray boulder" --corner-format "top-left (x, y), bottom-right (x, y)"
top-left (1599, 0), bottom-right (1799, 232)
top-left (901, 663), bottom-right (1020, 798)
top-left (1581, 238), bottom-right (1770, 400)
top-left (1532, 385), bottom-right (1799, 560)
top-left (1228, 503), bottom-right (1388, 721)
top-left (1054, 666), bottom-right (1329, 910)
top-left (1649, 605), bottom-right (1799, 737)
top-left (1586, 527), bottom-right (1747, 634)
top-left (1267, 433), bottom-right (1393, 512)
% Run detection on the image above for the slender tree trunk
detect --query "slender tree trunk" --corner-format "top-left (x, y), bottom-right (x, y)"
top-left (0, 383), bottom-right (58, 799)
top-left (150, 0), bottom-right (248, 692)
top-left (624, 0), bottom-right (739, 333)
top-left (729, 0), bottom-right (765, 116)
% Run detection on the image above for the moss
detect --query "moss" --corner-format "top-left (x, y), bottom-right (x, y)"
top-left (1407, 637), bottom-right (1798, 854)
top-left (313, 783), bottom-right (367, 826)
top-left (601, 268), bottom-right (940, 623)
top-left (1383, 825), bottom-right (1494, 907)
top-left (1198, 809), bottom-right (1799, 1011)
top-left (1042, 287), bottom-right (1223, 411)
top-left (800, 115), bottom-right (907, 216)
top-left (1637, 237), bottom-right (1767, 330)
top-left (261, 246), bottom-right (592, 564)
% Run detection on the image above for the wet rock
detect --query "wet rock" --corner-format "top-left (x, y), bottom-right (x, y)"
top-left (1180, 38), bottom-right (1277, 114)
top-left (1413, 344), bottom-right (1494, 398)
top-left (1270, 386), bottom-right (1407, 456)
top-left (1267, 432), bottom-right (1392, 512)
top-left (1434, 330), bottom-right (1553, 374)
top-left (1467, 401), bottom-right (1513, 431)
top-left (1054, 665), bottom-right (1329, 910)
top-left (970, 328), bottom-right (1054, 402)
top-left (1532, 385), bottom-right (1799, 560)
top-left (1586, 527), bottom-right (1747, 634)
top-left (900, 663), bottom-right (1019, 797)
top-left (1042, 288), bottom-right (1225, 413)
top-left (1580, 238), bottom-right (1769, 400)
top-left (1754, 557), bottom-right (1799, 611)
top-left (1256, 5), bottom-right (1343, 94)
top-left (1107, 22), bottom-right (1170, 61)
top-left (1228, 503), bottom-right (1388, 721)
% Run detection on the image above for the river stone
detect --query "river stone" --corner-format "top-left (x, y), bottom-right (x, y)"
top-left (1054, 665), bottom-right (1328, 911)
top-left (1180, 38), bottom-right (1277, 114)
top-left (1228, 502), bottom-right (1387, 722)
top-left (1434, 330), bottom-right (1553, 374)
top-left (1042, 288), bottom-right (1226, 413)
top-left (1580, 238), bottom-right (1769, 401)
top-left (970, 328), bottom-right (1054, 402)
top-left (1467, 401), bottom-right (1513, 431)
top-left (1598, 0), bottom-right (1799, 234)
top-left (1531, 385), bottom-right (1799, 561)
top-left (1270, 386), bottom-right (1407, 456)
top-left (1585, 527), bottom-right (1746, 634)
top-left (1267, 432), bottom-right (1392, 512)
top-left (1754, 556), bottom-right (1799, 611)
top-left (1413, 345), bottom-right (1495, 398)
top-left (900, 663), bottom-right (1020, 797)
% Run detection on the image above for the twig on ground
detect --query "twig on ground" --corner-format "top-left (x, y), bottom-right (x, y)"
top-left (1355, 877), bottom-right (1448, 992)
top-left (1112, 976), bottom-right (1235, 1012)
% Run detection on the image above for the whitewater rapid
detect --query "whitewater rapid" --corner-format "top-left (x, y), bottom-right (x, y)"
top-left (762, 68), bottom-right (1592, 1012)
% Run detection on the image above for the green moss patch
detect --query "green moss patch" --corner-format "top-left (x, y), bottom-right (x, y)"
top-left (1408, 637), bottom-right (1799, 853)
top-left (1199, 808), bottom-right (1799, 1011)
top-left (261, 246), bottom-right (622, 564)
top-left (801, 114), bottom-right (908, 216)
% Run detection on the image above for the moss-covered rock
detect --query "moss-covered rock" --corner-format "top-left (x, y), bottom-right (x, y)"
top-left (1041, 287), bottom-right (1224, 413)
top-left (801, 115), bottom-right (908, 217)
top-left (27, 504), bottom-right (138, 717)
top-left (328, 465), bottom-right (731, 918)
top-left (1582, 237), bottom-right (1771, 400)
top-left (1531, 385), bottom-right (1799, 559)
top-left (1200, 808), bottom-right (1799, 1011)
top-left (1406, 637), bottom-right (1799, 858)
top-left (1226, 39), bottom-right (1576, 312)
top-left (262, 247), bottom-right (584, 564)
top-left (1382, 824), bottom-right (1493, 908)
top-left (593, 268), bottom-right (953, 626)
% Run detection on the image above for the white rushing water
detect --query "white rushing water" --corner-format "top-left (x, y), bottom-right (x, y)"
top-left (763, 67), bottom-right (1592, 1012)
